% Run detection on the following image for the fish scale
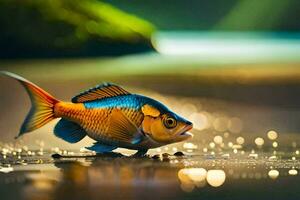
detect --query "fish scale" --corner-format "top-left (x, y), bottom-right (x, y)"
top-left (68, 95), bottom-right (148, 142)
top-left (55, 97), bottom-right (144, 142)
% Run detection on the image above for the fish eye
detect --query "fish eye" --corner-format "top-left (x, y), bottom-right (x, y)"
top-left (163, 116), bottom-right (177, 129)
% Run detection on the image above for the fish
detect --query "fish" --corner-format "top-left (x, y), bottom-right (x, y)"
top-left (1, 71), bottom-right (193, 156)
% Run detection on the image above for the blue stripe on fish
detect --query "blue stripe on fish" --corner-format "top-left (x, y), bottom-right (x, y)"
top-left (83, 95), bottom-right (141, 110)
top-left (83, 94), bottom-right (171, 114)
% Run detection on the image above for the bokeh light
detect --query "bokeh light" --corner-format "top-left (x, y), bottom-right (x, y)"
top-left (267, 130), bottom-right (278, 140)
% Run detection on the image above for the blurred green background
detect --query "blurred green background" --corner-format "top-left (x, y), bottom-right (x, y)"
top-left (0, 0), bottom-right (155, 58)
top-left (1, 0), bottom-right (300, 58)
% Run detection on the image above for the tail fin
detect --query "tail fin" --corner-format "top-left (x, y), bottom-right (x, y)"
top-left (1, 71), bottom-right (59, 138)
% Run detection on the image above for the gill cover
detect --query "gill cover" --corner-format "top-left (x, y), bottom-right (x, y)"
top-left (141, 104), bottom-right (171, 143)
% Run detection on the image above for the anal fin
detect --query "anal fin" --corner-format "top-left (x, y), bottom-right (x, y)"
top-left (54, 119), bottom-right (87, 143)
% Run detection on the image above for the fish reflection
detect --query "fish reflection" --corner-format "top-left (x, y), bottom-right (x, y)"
top-left (22, 159), bottom-right (186, 200)
top-left (178, 168), bottom-right (226, 192)
top-left (178, 168), bottom-right (207, 192)
top-left (22, 170), bottom-right (61, 200)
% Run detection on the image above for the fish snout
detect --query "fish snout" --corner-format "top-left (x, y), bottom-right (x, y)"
top-left (186, 120), bottom-right (193, 127)
top-left (183, 120), bottom-right (193, 132)
top-left (176, 121), bottom-right (193, 141)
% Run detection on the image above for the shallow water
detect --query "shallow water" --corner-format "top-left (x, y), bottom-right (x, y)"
top-left (0, 148), bottom-right (300, 200)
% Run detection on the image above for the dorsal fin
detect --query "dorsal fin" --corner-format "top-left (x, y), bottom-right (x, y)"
top-left (72, 83), bottom-right (130, 103)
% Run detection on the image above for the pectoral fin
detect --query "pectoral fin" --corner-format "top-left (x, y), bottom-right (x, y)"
top-left (107, 109), bottom-right (143, 144)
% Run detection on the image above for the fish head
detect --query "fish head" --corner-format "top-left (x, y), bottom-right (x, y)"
top-left (141, 103), bottom-right (193, 144)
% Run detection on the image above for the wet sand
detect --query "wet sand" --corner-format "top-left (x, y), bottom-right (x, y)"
top-left (0, 150), bottom-right (300, 200)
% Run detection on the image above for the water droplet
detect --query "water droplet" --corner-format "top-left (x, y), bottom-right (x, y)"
top-left (248, 153), bottom-right (258, 159)
top-left (255, 137), bottom-right (264, 146)
top-left (272, 141), bottom-right (278, 148)
top-left (232, 144), bottom-right (242, 149)
top-left (289, 169), bottom-right (298, 176)
top-left (209, 142), bottom-right (216, 149)
top-left (236, 137), bottom-right (245, 145)
top-left (267, 130), bottom-right (278, 140)
top-left (183, 142), bottom-right (198, 150)
top-left (206, 170), bottom-right (226, 187)
top-left (213, 135), bottom-right (223, 144)
top-left (221, 153), bottom-right (230, 159)
top-left (268, 170), bottom-right (279, 179)
top-left (268, 156), bottom-right (277, 161)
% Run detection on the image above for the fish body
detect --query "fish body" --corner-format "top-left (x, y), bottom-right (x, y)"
top-left (54, 95), bottom-right (172, 149)
top-left (1, 72), bottom-right (193, 155)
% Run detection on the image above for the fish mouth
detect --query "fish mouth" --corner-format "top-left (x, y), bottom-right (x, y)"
top-left (178, 124), bottom-right (193, 139)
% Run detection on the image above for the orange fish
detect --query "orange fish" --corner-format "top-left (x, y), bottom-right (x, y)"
top-left (1, 72), bottom-right (193, 156)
